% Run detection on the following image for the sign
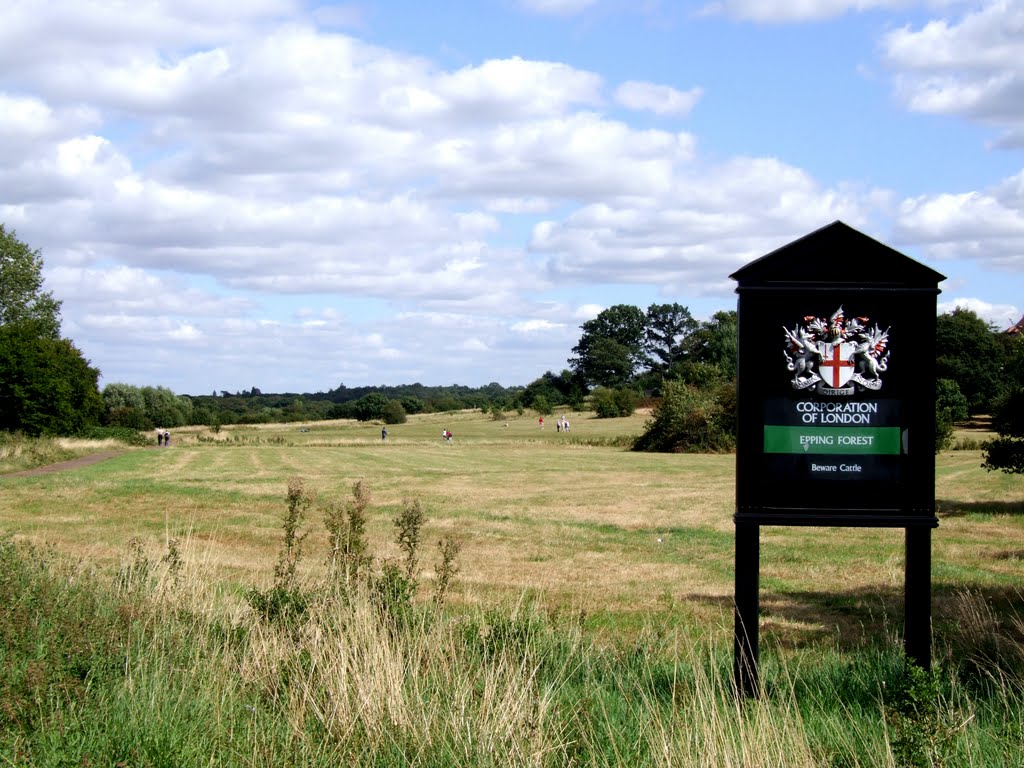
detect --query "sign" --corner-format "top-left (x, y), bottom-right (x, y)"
top-left (761, 305), bottom-right (902, 493)
top-left (732, 227), bottom-right (943, 525)
top-left (729, 221), bottom-right (945, 697)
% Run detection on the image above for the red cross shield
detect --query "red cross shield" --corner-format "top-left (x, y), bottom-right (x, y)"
top-left (816, 341), bottom-right (856, 389)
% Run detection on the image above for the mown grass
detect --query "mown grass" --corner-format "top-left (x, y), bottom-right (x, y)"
top-left (2, 409), bottom-right (1024, 764)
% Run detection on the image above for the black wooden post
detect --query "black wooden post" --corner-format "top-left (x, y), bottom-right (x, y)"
top-left (734, 521), bottom-right (760, 698)
top-left (905, 525), bottom-right (932, 670)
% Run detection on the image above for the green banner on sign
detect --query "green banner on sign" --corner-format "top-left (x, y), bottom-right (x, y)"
top-left (764, 425), bottom-right (901, 455)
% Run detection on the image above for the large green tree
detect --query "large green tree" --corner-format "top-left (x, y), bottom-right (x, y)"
top-left (0, 324), bottom-right (104, 435)
top-left (0, 225), bottom-right (103, 435)
top-left (688, 310), bottom-right (738, 380)
top-left (569, 304), bottom-right (647, 388)
top-left (935, 308), bottom-right (1006, 413)
top-left (0, 224), bottom-right (62, 339)
top-left (645, 302), bottom-right (698, 375)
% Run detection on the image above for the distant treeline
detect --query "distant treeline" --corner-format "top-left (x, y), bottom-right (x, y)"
top-left (101, 382), bottom-right (528, 429)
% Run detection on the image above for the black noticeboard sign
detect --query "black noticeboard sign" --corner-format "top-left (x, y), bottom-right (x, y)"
top-left (730, 221), bottom-right (945, 696)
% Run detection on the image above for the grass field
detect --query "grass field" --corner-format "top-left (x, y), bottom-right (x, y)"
top-left (2, 410), bottom-right (1024, 765)
top-left (2, 409), bottom-right (1022, 644)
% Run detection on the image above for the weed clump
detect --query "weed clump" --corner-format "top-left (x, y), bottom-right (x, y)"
top-left (247, 478), bottom-right (461, 630)
top-left (246, 477), bottom-right (313, 626)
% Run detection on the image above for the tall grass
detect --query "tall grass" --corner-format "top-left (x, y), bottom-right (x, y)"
top-left (3, 522), bottom-right (1022, 766)
top-left (0, 433), bottom-right (77, 474)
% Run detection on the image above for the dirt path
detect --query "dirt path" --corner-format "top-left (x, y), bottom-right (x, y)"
top-left (2, 451), bottom-right (122, 478)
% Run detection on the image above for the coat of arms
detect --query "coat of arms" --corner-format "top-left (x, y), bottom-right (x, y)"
top-left (783, 307), bottom-right (890, 395)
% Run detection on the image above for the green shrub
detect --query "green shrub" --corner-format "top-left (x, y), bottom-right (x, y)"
top-left (885, 661), bottom-right (959, 768)
top-left (532, 395), bottom-right (553, 416)
top-left (76, 425), bottom-right (150, 446)
top-left (591, 386), bottom-right (638, 418)
top-left (983, 388), bottom-right (1024, 473)
top-left (633, 380), bottom-right (735, 453)
top-left (381, 399), bottom-right (407, 424)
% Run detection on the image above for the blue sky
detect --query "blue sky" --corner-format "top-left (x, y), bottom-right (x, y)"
top-left (1, 0), bottom-right (1021, 395)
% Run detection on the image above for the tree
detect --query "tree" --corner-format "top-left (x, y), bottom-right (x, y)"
top-left (523, 370), bottom-right (579, 410)
top-left (569, 305), bottom-right (647, 388)
top-left (531, 395), bottom-right (553, 416)
top-left (353, 393), bottom-right (390, 421)
top-left (0, 324), bottom-right (104, 435)
top-left (687, 310), bottom-right (738, 380)
top-left (645, 303), bottom-right (698, 375)
top-left (101, 383), bottom-right (150, 428)
top-left (400, 396), bottom-right (426, 415)
top-left (590, 386), bottom-right (638, 418)
top-left (935, 379), bottom-right (969, 453)
top-left (140, 386), bottom-right (192, 427)
top-left (0, 224), bottom-right (62, 339)
top-left (0, 225), bottom-right (102, 435)
top-left (381, 399), bottom-right (407, 424)
top-left (982, 388), bottom-right (1024, 474)
top-left (935, 308), bottom-right (1006, 413)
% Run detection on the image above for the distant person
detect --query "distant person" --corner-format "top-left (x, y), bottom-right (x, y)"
top-left (382, 427), bottom-right (388, 441)
top-left (164, 430), bottom-right (170, 446)
top-left (157, 428), bottom-right (163, 447)
top-left (539, 416), bottom-right (544, 429)
top-left (556, 421), bottom-right (561, 432)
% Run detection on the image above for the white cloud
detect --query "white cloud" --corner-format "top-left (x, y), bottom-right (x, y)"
top-left (437, 57), bottom-right (604, 118)
top-left (484, 197), bottom-right (554, 214)
top-left (882, 1), bottom-right (1024, 147)
top-left (510, 319), bottom-right (565, 333)
top-left (517, 0), bottom-right (598, 16)
top-left (574, 304), bottom-right (604, 320)
top-left (895, 169), bottom-right (1024, 271)
top-left (938, 298), bottom-right (1021, 330)
top-left (168, 323), bottom-right (203, 341)
top-left (529, 156), bottom-right (876, 294)
top-left (614, 82), bottom-right (703, 116)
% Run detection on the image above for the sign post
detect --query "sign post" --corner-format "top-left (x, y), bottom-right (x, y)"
top-left (730, 221), bottom-right (945, 697)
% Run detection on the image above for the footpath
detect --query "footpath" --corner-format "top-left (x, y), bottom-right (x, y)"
top-left (2, 452), bottom-right (122, 478)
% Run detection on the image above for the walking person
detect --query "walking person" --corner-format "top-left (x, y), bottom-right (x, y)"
top-left (382, 426), bottom-right (388, 441)
top-left (157, 428), bottom-right (163, 447)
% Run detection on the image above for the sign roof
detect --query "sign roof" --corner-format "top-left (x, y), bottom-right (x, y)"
top-left (731, 220), bottom-right (946, 288)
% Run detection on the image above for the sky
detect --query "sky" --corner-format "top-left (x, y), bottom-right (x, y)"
top-left (1, 0), bottom-right (1022, 396)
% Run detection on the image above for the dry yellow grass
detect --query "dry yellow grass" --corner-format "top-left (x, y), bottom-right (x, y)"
top-left (2, 413), bottom-right (1022, 647)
